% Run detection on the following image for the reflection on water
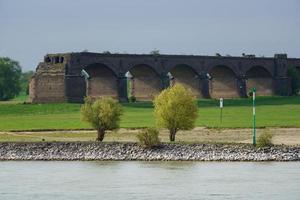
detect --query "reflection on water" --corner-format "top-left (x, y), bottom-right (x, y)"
top-left (0, 161), bottom-right (299, 200)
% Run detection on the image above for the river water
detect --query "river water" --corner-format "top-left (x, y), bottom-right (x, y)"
top-left (0, 161), bottom-right (299, 200)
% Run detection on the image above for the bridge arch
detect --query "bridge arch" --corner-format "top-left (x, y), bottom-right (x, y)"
top-left (209, 65), bottom-right (240, 98)
top-left (169, 64), bottom-right (202, 98)
top-left (246, 66), bottom-right (274, 96)
top-left (127, 64), bottom-right (163, 101)
top-left (243, 62), bottom-right (274, 77)
top-left (84, 63), bottom-right (118, 99)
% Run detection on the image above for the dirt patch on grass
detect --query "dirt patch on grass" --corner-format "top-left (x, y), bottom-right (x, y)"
top-left (173, 127), bottom-right (300, 145)
top-left (0, 127), bottom-right (299, 145)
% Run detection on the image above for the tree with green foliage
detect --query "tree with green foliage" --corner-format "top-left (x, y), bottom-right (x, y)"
top-left (20, 71), bottom-right (34, 95)
top-left (0, 57), bottom-right (22, 100)
top-left (154, 84), bottom-right (198, 142)
top-left (81, 97), bottom-right (122, 141)
top-left (287, 67), bottom-right (300, 95)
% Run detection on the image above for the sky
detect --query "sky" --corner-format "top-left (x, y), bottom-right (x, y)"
top-left (0, 0), bottom-right (299, 71)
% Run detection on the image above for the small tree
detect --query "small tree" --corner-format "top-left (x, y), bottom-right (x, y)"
top-left (150, 49), bottom-right (160, 55)
top-left (136, 128), bottom-right (160, 148)
top-left (154, 84), bottom-right (198, 142)
top-left (81, 97), bottom-right (122, 141)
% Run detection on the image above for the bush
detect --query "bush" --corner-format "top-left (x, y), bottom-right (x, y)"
top-left (129, 96), bottom-right (136, 103)
top-left (81, 96), bottom-right (122, 141)
top-left (137, 128), bottom-right (160, 148)
top-left (154, 84), bottom-right (198, 142)
top-left (257, 132), bottom-right (273, 148)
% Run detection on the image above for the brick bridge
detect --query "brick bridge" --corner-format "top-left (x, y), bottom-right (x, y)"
top-left (29, 52), bottom-right (300, 103)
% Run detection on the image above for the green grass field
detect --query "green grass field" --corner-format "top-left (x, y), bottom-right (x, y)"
top-left (0, 96), bottom-right (300, 131)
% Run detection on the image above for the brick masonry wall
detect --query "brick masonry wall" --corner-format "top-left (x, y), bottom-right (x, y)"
top-left (29, 62), bottom-right (66, 103)
top-left (245, 66), bottom-right (274, 96)
top-left (86, 64), bottom-right (118, 99)
top-left (209, 66), bottom-right (239, 98)
top-left (130, 65), bottom-right (162, 101)
top-left (132, 77), bottom-right (162, 101)
top-left (170, 65), bottom-right (202, 98)
top-left (29, 77), bottom-right (36, 101)
top-left (246, 78), bottom-right (274, 96)
top-left (87, 77), bottom-right (118, 98)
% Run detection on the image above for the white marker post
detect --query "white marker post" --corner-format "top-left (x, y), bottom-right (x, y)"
top-left (252, 88), bottom-right (256, 146)
top-left (220, 98), bottom-right (223, 123)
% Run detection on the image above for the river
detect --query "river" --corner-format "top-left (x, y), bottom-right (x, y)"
top-left (0, 161), bottom-right (299, 200)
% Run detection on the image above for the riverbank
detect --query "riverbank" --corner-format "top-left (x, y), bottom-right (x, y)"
top-left (0, 142), bottom-right (299, 161)
top-left (1, 127), bottom-right (300, 145)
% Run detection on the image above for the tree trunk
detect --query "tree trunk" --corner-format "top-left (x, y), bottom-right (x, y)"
top-left (96, 129), bottom-right (105, 142)
top-left (169, 129), bottom-right (176, 142)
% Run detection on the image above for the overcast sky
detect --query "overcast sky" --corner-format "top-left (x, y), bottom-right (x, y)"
top-left (0, 0), bottom-right (299, 71)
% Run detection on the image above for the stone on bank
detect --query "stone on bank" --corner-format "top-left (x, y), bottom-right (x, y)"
top-left (0, 142), bottom-right (299, 161)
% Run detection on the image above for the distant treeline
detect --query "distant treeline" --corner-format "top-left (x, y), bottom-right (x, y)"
top-left (0, 56), bottom-right (34, 100)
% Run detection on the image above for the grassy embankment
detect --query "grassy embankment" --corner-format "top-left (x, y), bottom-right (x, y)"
top-left (0, 96), bottom-right (300, 131)
top-left (0, 96), bottom-right (300, 143)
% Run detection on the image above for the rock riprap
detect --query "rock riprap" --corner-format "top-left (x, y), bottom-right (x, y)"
top-left (0, 142), bottom-right (299, 161)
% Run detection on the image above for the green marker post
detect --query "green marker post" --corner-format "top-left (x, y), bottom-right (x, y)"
top-left (252, 87), bottom-right (256, 146)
